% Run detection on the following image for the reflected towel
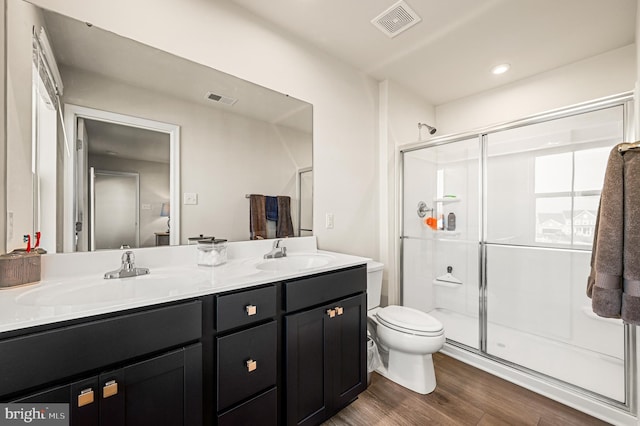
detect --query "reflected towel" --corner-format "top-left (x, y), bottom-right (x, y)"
top-left (276, 196), bottom-right (294, 238)
top-left (249, 194), bottom-right (267, 240)
top-left (266, 196), bottom-right (278, 221)
top-left (588, 145), bottom-right (640, 324)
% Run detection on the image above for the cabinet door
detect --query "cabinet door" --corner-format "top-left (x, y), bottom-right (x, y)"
top-left (330, 293), bottom-right (367, 410)
top-left (122, 344), bottom-right (202, 426)
top-left (12, 378), bottom-right (100, 426)
top-left (285, 305), bottom-right (330, 426)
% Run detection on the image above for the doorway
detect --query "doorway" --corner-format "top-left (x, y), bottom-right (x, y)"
top-left (63, 105), bottom-right (180, 252)
top-left (90, 169), bottom-right (140, 250)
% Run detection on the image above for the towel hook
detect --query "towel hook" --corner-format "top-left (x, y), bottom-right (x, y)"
top-left (618, 142), bottom-right (640, 153)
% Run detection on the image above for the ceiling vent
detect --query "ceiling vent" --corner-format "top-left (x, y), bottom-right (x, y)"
top-left (205, 91), bottom-right (238, 106)
top-left (371, 1), bottom-right (422, 38)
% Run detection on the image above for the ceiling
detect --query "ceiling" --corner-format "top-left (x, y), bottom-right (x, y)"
top-left (42, 9), bottom-right (313, 134)
top-left (230, 0), bottom-right (637, 105)
top-left (84, 119), bottom-right (170, 164)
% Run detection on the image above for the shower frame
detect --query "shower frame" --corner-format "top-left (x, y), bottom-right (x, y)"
top-left (399, 91), bottom-right (636, 418)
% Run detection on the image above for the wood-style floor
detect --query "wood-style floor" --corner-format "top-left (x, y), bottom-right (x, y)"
top-left (323, 353), bottom-right (609, 426)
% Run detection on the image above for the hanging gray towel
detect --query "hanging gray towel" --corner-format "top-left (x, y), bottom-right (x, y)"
top-left (276, 196), bottom-right (294, 238)
top-left (622, 150), bottom-right (640, 324)
top-left (588, 145), bottom-right (640, 324)
top-left (266, 196), bottom-right (278, 221)
top-left (249, 194), bottom-right (267, 240)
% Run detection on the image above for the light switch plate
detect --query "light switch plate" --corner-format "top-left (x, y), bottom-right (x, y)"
top-left (141, 204), bottom-right (151, 210)
top-left (184, 193), bottom-right (198, 205)
top-left (325, 213), bottom-right (334, 229)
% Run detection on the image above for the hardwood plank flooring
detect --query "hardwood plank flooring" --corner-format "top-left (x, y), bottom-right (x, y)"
top-left (323, 352), bottom-right (610, 426)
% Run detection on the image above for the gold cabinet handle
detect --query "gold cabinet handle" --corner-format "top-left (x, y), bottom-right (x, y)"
top-left (326, 309), bottom-right (336, 318)
top-left (78, 388), bottom-right (94, 407)
top-left (103, 380), bottom-right (118, 399)
top-left (246, 359), bottom-right (257, 372)
top-left (245, 304), bottom-right (257, 316)
top-left (336, 306), bottom-right (344, 316)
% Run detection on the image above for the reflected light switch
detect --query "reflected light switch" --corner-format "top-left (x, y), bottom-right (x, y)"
top-left (184, 193), bottom-right (198, 205)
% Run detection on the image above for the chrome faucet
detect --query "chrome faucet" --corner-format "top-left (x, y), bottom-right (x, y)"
top-left (104, 251), bottom-right (150, 279)
top-left (264, 239), bottom-right (287, 259)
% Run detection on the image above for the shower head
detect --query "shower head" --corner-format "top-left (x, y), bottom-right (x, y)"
top-left (418, 122), bottom-right (437, 138)
top-left (418, 123), bottom-right (436, 134)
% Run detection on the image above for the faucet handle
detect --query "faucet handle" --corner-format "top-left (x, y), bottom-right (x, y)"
top-left (273, 239), bottom-right (283, 248)
top-left (122, 251), bottom-right (134, 264)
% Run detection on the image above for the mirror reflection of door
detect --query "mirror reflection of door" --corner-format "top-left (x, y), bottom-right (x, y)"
top-left (298, 168), bottom-right (313, 236)
top-left (74, 115), bottom-right (170, 251)
top-left (90, 168), bottom-right (140, 250)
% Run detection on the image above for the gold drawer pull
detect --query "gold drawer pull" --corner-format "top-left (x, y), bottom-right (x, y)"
top-left (326, 309), bottom-right (336, 318)
top-left (246, 359), bottom-right (257, 372)
top-left (103, 380), bottom-right (118, 398)
top-left (336, 307), bottom-right (344, 316)
top-left (246, 305), bottom-right (257, 316)
top-left (78, 388), bottom-right (94, 407)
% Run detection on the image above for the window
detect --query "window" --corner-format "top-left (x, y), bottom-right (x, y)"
top-left (534, 147), bottom-right (609, 246)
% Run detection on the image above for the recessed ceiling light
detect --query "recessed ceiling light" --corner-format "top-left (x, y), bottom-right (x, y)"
top-left (491, 63), bottom-right (511, 75)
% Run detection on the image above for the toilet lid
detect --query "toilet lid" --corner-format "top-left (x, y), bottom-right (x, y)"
top-left (376, 306), bottom-right (443, 335)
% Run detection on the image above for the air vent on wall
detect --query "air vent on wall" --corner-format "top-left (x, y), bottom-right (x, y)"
top-left (371, 0), bottom-right (422, 38)
top-left (205, 91), bottom-right (238, 106)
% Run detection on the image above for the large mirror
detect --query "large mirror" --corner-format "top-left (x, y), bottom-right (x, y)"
top-left (6, 0), bottom-right (313, 254)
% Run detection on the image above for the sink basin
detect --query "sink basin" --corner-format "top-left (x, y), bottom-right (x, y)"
top-left (16, 268), bottom-right (210, 307)
top-left (255, 253), bottom-right (334, 272)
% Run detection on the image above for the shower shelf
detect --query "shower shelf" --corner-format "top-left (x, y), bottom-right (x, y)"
top-left (433, 279), bottom-right (462, 288)
top-left (432, 230), bottom-right (461, 237)
top-left (434, 197), bottom-right (461, 204)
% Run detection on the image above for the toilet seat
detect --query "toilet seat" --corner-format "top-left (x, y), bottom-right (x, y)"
top-left (376, 306), bottom-right (444, 337)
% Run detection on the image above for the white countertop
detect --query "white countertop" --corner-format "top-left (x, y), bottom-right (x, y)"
top-left (0, 237), bottom-right (369, 334)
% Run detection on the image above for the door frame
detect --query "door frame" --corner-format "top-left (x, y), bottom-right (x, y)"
top-left (63, 104), bottom-right (180, 252)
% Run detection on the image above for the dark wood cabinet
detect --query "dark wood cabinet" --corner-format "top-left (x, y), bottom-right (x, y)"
top-left (284, 292), bottom-right (367, 426)
top-left (4, 264), bottom-right (367, 426)
top-left (213, 284), bottom-right (279, 425)
top-left (14, 344), bottom-right (202, 426)
top-left (217, 387), bottom-right (278, 426)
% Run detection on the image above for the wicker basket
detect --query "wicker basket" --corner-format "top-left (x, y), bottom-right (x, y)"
top-left (0, 251), bottom-right (41, 288)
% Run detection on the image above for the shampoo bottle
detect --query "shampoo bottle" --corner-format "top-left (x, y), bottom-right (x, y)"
top-left (447, 212), bottom-right (456, 231)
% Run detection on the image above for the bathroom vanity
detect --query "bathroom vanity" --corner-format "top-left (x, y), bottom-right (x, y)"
top-left (0, 238), bottom-right (368, 426)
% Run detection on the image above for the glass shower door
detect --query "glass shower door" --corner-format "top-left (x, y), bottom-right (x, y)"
top-left (484, 106), bottom-right (626, 402)
top-left (402, 138), bottom-right (480, 349)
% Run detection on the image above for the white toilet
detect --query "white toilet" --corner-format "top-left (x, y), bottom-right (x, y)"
top-left (367, 261), bottom-right (445, 394)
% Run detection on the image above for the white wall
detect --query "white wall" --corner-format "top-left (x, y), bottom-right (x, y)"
top-left (0, 1), bottom-right (6, 253)
top-left (6, 0), bottom-right (47, 251)
top-left (379, 80), bottom-right (435, 305)
top-left (436, 44), bottom-right (636, 135)
top-left (30, 0), bottom-right (380, 259)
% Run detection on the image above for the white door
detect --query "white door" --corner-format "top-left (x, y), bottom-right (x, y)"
top-left (90, 169), bottom-right (140, 250)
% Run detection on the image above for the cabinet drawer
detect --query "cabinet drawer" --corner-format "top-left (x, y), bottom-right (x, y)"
top-left (0, 301), bottom-right (202, 398)
top-left (216, 285), bottom-right (276, 332)
top-left (216, 321), bottom-right (277, 411)
top-left (284, 266), bottom-right (366, 312)
top-left (217, 387), bottom-right (277, 426)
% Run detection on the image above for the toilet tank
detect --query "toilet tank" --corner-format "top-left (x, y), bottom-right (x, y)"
top-left (367, 261), bottom-right (384, 310)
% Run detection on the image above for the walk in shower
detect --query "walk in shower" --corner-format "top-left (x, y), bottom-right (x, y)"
top-left (401, 94), bottom-right (634, 414)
